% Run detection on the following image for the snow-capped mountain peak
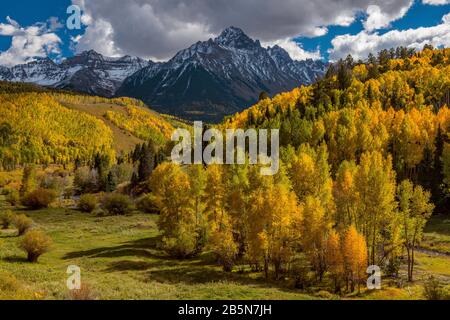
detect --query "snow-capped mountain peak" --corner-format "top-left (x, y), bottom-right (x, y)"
top-left (0, 50), bottom-right (152, 96)
top-left (117, 27), bottom-right (328, 122)
top-left (268, 45), bottom-right (293, 66)
top-left (215, 26), bottom-right (259, 50)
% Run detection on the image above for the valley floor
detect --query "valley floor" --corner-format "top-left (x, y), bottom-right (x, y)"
top-left (0, 200), bottom-right (449, 300)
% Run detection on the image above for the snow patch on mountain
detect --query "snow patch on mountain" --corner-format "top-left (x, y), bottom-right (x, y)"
top-left (0, 50), bottom-right (152, 97)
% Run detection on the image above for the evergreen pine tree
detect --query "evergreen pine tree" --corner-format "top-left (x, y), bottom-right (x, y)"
top-left (105, 171), bottom-right (117, 192)
top-left (138, 141), bottom-right (155, 182)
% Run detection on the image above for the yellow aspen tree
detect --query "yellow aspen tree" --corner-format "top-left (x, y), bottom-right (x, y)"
top-left (333, 161), bottom-right (358, 229)
top-left (354, 151), bottom-right (396, 265)
top-left (204, 164), bottom-right (239, 271)
top-left (150, 163), bottom-right (197, 258)
top-left (301, 196), bottom-right (331, 281)
top-left (226, 163), bottom-right (250, 257)
top-left (342, 226), bottom-right (368, 293)
top-left (397, 180), bottom-right (434, 281)
top-left (326, 229), bottom-right (344, 293)
top-left (289, 143), bottom-right (334, 212)
top-left (204, 164), bottom-right (227, 224)
top-left (247, 181), bottom-right (301, 279)
top-left (209, 212), bottom-right (239, 272)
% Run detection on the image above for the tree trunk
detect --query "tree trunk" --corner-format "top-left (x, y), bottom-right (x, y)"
top-left (406, 246), bottom-right (412, 282)
top-left (410, 247), bottom-right (415, 282)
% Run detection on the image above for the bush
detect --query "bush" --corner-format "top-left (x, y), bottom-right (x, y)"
top-left (111, 163), bottom-right (133, 184)
top-left (423, 276), bottom-right (445, 300)
top-left (13, 214), bottom-right (33, 236)
top-left (40, 174), bottom-right (70, 196)
top-left (0, 210), bottom-right (14, 229)
top-left (74, 167), bottom-right (99, 194)
top-left (101, 193), bottom-right (133, 215)
top-left (4, 188), bottom-right (20, 206)
top-left (0, 272), bottom-right (21, 292)
top-left (21, 188), bottom-right (57, 209)
top-left (92, 208), bottom-right (107, 217)
top-left (78, 194), bottom-right (98, 213)
top-left (316, 290), bottom-right (338, 300)
top-left (161, 225), bottom-right (199, 259)
top-left (20, 229), bottom-right (52, 263)
top-left (136, 194), bottom-right (158, 213)
top-left (0, 272), bottom-right (35, 300)
top-left (66, 283), bottom-right (97, 300)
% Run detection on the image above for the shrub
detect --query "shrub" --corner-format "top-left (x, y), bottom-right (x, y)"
top-left (40, 174), bottom-right (70, 196)
top-left (316, 290), bottom-right (338, 300)
top-left (0, 210), bottom-right (14, 229)
top-left (443, 286), bottom-right (450, 300)
top-left (21, 188), bottom-right (57, 209)
top-left (101, 193), bottom-right (133, 215)
top-left (66, 283), bottom-right (97, 300)
top-left (424, 276), bottom-right (446, 300)
top-left (423, 276), bottom-right (450, 300)
top-left (13, 214), bottom-right (33, 236)
top-left (0, 272), bottom-right (35, 300)
top-left (111, 163), bottom-right (133, 184)
top-left (0, 272), bottom-right (21, 292)
top-left (92, 208), bottom-right (107, 217)
top-left (162, 225), bottom-right (198, 259)
top-left (136, 194), bottom-right (158, 213)
top-left (78, 194), bottom-right (98, 213)
top-left (20, 230), bottom-right (52, 263)
top-left (74, 167), bottom-right (99, 194)
top-left (5, 189), bottom-right (20, 206)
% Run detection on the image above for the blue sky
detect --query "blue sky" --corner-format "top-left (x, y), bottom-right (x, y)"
top-left (299, 0), bottom-right (450, 60)
top-left (0, 0), bottom-right (449, 65)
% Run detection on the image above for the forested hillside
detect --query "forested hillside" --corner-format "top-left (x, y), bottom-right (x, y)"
top-left (0, 82), bottom-right (176, 170)
top-left (224, 47), bottom-right (450, 212)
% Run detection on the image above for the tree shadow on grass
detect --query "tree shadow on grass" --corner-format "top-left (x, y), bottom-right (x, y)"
top-left (63, 235), bottom-right (304, 295)
top-left (104, 251), bottom-right (217, 273)
top-left (1, 255), bottom-right (28, 263)
top-left (63, 236), bottom-right (166, 260)
top-left (104, 253), bottom-right (294, 294)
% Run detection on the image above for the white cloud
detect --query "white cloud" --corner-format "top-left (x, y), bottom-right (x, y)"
top-left (364, 3), bottom-right (412, 31)
top-left (423, 0), bottom-right (450, 5)
top-left (263, 39), bottom-right (322, 61)
top-left (329, 12), bottom-right (450, 61)
top-left (74, 19), bottom-right (122, 57)
top-left (0, 16), bottom-right (61, 66)
top-left (72, 0), bottom-right (413, 60)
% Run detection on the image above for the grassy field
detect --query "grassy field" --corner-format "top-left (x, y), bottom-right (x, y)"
top-left (422, 216), bottom-right (450, 254)
top-left (1, 200), bottom-right (449, 300)
top-left (0, 206), bottom-right (316, 300)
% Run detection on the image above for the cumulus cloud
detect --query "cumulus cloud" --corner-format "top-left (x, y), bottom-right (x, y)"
top-left (423, 0), bottom-right (450, 5)
top-left (72, 0), bottom-right (412, 61)
top-left (364, 3), bottom-right (412, 31)
top-left (74, 19), bottom-right (122, 57)
top-left (329, 12), bottom-right (450, 61)
top-left (263, 39), bottom-right (322, 60)
top-left (0, 16), bottom-right (61, 66)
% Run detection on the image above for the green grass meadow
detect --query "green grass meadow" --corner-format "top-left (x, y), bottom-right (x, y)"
top-left (1, 200), bottom-right (449, 300)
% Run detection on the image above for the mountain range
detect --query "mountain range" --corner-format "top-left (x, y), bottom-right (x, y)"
top-left (0, 27), bottom-right (327, 122)
top-left (0, 51), bottom-right (150, 97)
